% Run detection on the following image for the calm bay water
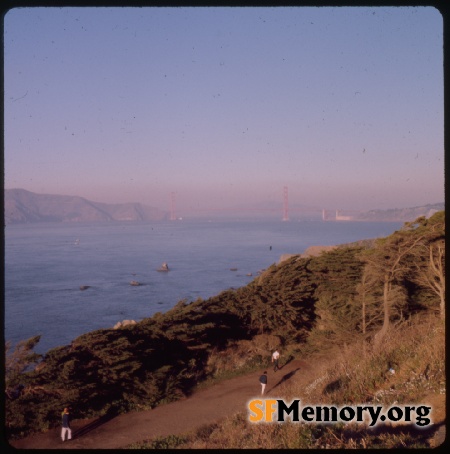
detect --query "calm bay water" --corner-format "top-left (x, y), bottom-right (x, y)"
top-left (4, 219), bottom-right (402, 354)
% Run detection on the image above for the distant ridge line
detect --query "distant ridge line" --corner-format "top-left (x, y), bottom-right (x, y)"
top-left (4, 188), bottom-right (168, 224)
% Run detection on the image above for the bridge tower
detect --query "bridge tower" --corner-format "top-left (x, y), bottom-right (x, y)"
top-left (282, 186), bottom-right (289, 221)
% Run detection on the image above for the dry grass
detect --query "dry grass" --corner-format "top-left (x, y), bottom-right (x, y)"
top-left (140, 313), bottom-right (445, 449)
top-left (318, 314), bottom-right (445, 406)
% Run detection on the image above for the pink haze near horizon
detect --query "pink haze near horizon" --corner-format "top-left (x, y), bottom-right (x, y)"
top-left (4, 7), bottom-right (444, 215)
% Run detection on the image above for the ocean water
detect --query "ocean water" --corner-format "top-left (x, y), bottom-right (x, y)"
top-left (4, 219), bottom-right (402, 354)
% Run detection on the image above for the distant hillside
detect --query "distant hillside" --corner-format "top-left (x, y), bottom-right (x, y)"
top-left (4, 189), bottom-right (168, 224)
top-left (354, 203), bottom-right (444, 222)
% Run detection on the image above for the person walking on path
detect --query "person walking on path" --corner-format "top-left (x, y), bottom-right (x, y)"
top-left (259, 371), bottom-right (268, 395)
top-left (61, 407), bottom-right (72, 442)
top-left (272, 350), bottom-right (280, 372)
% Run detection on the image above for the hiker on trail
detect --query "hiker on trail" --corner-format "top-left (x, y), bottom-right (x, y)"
top-left (259, 371), bottom-right (268, 395)
top-left (61, 407), bottom-right (72, 442)
top-left (272, 350), bottom-right (280, 372)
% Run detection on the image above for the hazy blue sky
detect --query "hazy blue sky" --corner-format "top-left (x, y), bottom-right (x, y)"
top-left (4, 6), bottom-right (444, 214)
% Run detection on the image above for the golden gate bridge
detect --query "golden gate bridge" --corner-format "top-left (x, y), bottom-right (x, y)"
top-left (168, 187), bottom-right (359, 221)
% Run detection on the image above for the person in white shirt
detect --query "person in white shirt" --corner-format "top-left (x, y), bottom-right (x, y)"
top-left (272, 350), bottom-right (280, 372)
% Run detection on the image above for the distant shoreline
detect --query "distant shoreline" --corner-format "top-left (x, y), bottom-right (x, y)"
top-left (4, 188), bottom-right (444, 225)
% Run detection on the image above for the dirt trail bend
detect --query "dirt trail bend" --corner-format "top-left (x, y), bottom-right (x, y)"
top-left (9, 360), bottom-right (307, 450)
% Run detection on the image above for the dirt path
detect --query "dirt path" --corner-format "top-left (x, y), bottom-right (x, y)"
top-left (9, 360), bottom-right (307, 449)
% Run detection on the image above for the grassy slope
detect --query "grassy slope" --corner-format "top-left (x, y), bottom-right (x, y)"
top-left (133, 314), bottom-right (445, 449)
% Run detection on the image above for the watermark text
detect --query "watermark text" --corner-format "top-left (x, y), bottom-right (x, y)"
top-left (248, 399), bottom-right (432, 427)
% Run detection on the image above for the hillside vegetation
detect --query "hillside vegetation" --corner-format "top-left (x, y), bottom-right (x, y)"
top-left (5, 212), bottom-right (445, 447)
top-left (131, 314), bottom-right (445, 449)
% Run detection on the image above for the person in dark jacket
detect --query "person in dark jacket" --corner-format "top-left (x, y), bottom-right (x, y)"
top-left (259, 371), bottom-right (268, 395)
top-left (61, 407), bottom-right (72, 441)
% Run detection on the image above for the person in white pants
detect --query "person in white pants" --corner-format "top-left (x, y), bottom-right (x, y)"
top-left (61, 407), bottom-right (72, 441)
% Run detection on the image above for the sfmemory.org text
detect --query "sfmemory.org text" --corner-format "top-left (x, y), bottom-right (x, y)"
top-left (248, 399), bottom-right (432, 427)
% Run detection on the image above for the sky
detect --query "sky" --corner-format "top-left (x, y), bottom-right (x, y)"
top-left (3, 6), bottom-right (444, 215)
